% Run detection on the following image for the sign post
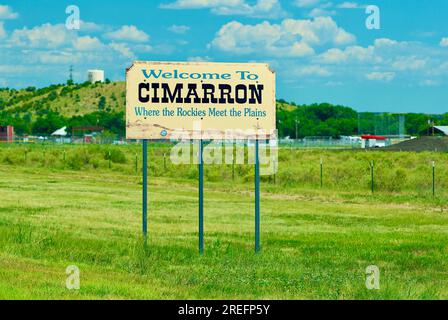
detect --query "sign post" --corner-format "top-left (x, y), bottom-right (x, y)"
top-left (142, 139), bottom-right (148, 245)
top-left (198, 140), bottom-right (204, 254)
top-left (255, 139), bottom-right (260, 253)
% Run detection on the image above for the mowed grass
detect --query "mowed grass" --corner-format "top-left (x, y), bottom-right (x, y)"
top-left (1, 149), bottom-right (448, 299)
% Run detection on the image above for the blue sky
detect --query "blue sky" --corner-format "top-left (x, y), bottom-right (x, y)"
top-left (0, 0), bottom-right (447, 113)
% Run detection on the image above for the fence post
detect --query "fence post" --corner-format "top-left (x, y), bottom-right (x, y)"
top-left (24, 149), bottom-right (27, 163)
top-left (135, 153), bottom-right (138, 174)
top-left (108, 151), bottom-right (111, 169)
top-left (273, 160), bottom-right (276, 185)
top-left (163, 153), bottom-right (167, 171)
top-left (370, 160), bottom-right (375, 194)
top-left (320, 158), bottom-right (323, 188)
top-left (432, 161), bottom-right (436, 197)
top-left (232, 152), bottom-right (235, 181)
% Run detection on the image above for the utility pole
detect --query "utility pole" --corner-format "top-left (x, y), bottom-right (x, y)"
top-left (68, 65), bottom-right (74, 85)
top-left (295, 117), bottom-right (299, 140)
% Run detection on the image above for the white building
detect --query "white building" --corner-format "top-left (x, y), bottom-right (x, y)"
top-left (87, 69), bottom-right (105, 83)
top-left (432, 126), bottom-right (448, 136)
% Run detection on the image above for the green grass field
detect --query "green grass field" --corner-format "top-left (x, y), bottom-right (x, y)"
top-left (0, 144), bottom-right (448, 299)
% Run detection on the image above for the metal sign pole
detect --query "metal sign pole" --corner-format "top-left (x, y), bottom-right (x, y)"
top-left (255, 139), bottom-right (260, 253)
top-left (199, 139), bottom-right (204, 254)
top-left (142, 139), bottom-right (148, 245)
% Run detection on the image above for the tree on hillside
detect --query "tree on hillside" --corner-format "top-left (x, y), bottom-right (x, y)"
top-left (98, 96), bottom-right (106, 110)
top-left (48, 91), bottom-right (58, 101)
top-left (32, 111), bottom-right (65, 135)
top-left (443, 113), bottom-right (448, 125)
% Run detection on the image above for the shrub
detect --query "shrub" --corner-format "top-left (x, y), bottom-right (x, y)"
top-left (105, 149), bottom-right (126, 164)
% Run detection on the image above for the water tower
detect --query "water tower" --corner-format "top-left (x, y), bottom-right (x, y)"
top-left (87, 69), bottom-right (105, 83)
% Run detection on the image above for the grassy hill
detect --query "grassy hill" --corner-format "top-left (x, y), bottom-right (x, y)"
top-left (0, 81), bottom-right (126, 117)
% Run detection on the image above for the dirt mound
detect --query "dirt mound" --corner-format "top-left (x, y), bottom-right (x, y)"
top-left (386, 136), bottom-right (448, 152)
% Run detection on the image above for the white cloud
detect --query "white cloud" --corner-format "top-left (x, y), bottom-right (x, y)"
top-left (0, 21), bottom-right (6, 38)
top-left (0, 20), bottom-right (149, 86)
top-left (374, 38), bottom-right (398, 47)
top-left (6, 23), bottom-right (108, 52)
top-left (308, 7), bottom-right (336, 17)
top-left (429, 61), bottom-right (448, 76)
top-left (420, 79), bottom-right (439, 87)
top-left (187, 56), bottom-right (212, 62)
top-left (9, 24), bottom-right (71, 48)
top-left (79, 21), bottom-right (105, 32)
top-left (0, 65), bottom-right (27, 73)
top-left (366, 72), bottom-right (395, 82)
top-left (317, 38), bottom-right (422, 66)
top-left (313, 36), bottom-right (448, 86)
top-left (0, 5), bottom-right (18, 19)
top-left (307, 2), bottom-right (336, 17)
top-left (109, 42), bottom-right (135, 59)
top-left (161, 0), bottom-right (286, 18)
top-left (295, 1), bottom-right (366, 18)
top-left (317, 48), bottom-right (348, 63)
top-left (73, 36), bottom-right (104, 51)
top-left (214, 0), bottom-right (285, 18)
top-left (294, 0), bottom-right (321, 8)
top-left (210, 17), bottom-right (355, 57)
top-left (161, 0), bottom-right (242, 9)
top-left (134, 44), bottom-right (153, 52)
top-left (168, 24), bottom-right (190, 34)
top-left (318, 45), bottom-right (377, 64)
top-left (282, 17), bottom-right (355, 45)
top-left (295, 65), bottom-right (331, 76)
top-left (34, 51), bottom-right (78, 64)
top-left (440, 37), bottom-right (448, 47)
top-left (391, 56), bottom-right (427, 71)
top-left (105, 25), bottom-right (149, 42)
top-left (337, 2), bottom-right (365, 9)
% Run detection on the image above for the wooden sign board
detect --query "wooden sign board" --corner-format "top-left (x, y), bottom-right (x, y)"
top-left (126, 61), bottom-right (276, 140)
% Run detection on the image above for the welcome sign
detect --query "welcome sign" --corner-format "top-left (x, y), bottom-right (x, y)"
top-left (126, 61), bottom-right (276, 139)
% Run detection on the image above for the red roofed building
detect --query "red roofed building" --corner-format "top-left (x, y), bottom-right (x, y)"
top-left (361, 134), bottom-right (388, 148)
top-left (0, 126), bottom-right (14, 143)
